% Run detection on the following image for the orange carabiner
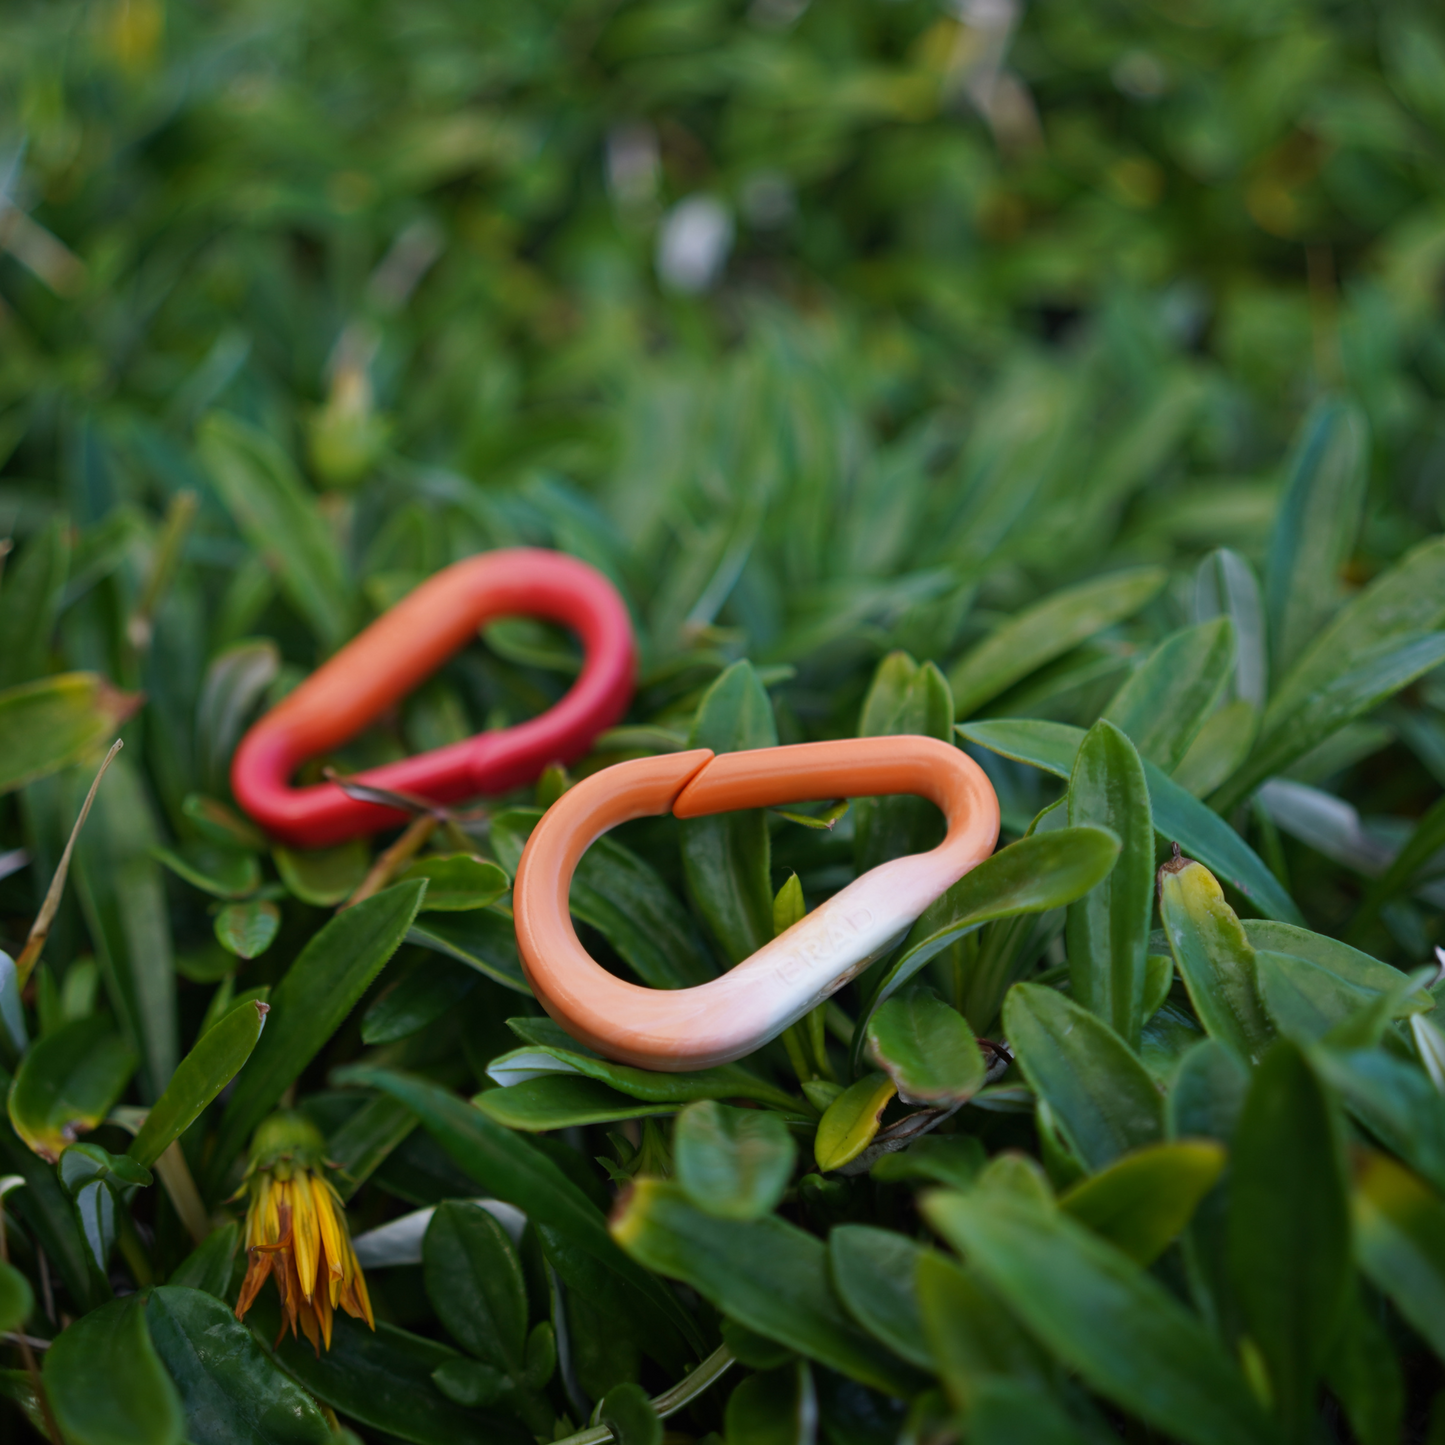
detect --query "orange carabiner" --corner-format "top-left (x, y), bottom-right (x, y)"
top-left (232, 549), bottom-right (636, 848)
top-left (513, 736), bottom-right (1000, 1071)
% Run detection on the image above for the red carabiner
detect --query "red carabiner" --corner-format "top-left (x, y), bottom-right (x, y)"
top-left (231, 549), bottom-right (636, 848)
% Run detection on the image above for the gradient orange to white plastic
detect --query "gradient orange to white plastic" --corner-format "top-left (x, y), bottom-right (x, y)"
top-left (514, 735), bottom-right (1001, 1070)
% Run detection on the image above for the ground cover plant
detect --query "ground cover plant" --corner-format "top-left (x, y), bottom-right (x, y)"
top-left (5, 0), bottom-right (1445, 1441)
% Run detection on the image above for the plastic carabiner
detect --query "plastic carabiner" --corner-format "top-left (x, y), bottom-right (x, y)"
top-left (232, 548), bottom-right (636, 849)
top-left (513, 735), bottom-right (1000, 1071)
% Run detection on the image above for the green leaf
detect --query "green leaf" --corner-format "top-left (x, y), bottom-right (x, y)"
top-left (1142, 951), bottom-right (1173, 1021)
top-left (200, 984), bottom-right (268, 1042)
top-left (198, 413), bottom-right (354, 650)
top-left (423, 1201), bottom-right (527, 1375)
top-left (334, 1064), bottom-right (704, 1370)
top-left (610, 1178), bottom-right (921, 1395)
top-left (175, 946), bottom-right (237, 986)
top-left (1216, 632), bottom-right (1445, 811)
top-left (8, 1016), bottom-right (136, 1161)
top-left (58, 1142), bottom-right (152, 1193)
top-left (1167, 1040), bottom-right (1250, 1143)
top-left (1059, 1141), bottom-right (1226, 1265)
top-left (772, 873), bottom-right (805, 935)
top-left (828, 1224), bottom-right (932, 1370)
top-left (60, 1144), bottom-right (137, 1274)
top-left (146, 1285), bottom-right (331, 1445)
top-left (1103, 618), bottom-right (1235, 771)
top-left (949, 567), bottom-right (1166, 719)
top-left (152, 841), bottom-right (260, 900)
top-left (1229, 1040), bottom-right (1351, 1439)
top-left (1002, 984), bottom-right (1163, 1171)
top-left (814, 1072), bottom-right (896, 1173)
top-left (0, 517), bottom-right (69, 690)
top-left (858, 823), bottom-right (1121, 1048)
top-left (246, 1299), bottom-right (530, 1445)
top-left (680, 661), bottom-right (777, 965)
top-left (0, 1366), bottom-right (47, 1436)
top-left (1171, 698), bottom-right (1260, 798)
top-left (272, 840), bottom-right (369, 908)
top-left (1312, 1048), bottom-right (1445, 1194)
top-left (1255, 949), bottom-right (1422, 1044)
top-left (0, 1260), bottom-right (33, 1334)
top-left (869, 1134), bottom-right (985, 1190)
top-left (960, 717), bottom-right (1304, 924)
top-left (206, 883), bottom-right (424, 1190)
top-left (129, 997), bottom-right (268, 1169)
top-left (1326, 1288), bottom-right (1404, 1445)
top-left (1414, 1013), bottom-right (1445, 1091)
top-left (778, 800), bottom-right (850, 832)
top-left (1323, 972), bottom-right (1427, 1052)
top-left (1267, 533), bottom-right (1445, 733)
top-left (1353, 788), bottom-right (1445, 932)
top-left (475, 1075), bottom-right (676, 1131)
top-left (45, 1295), bottom-right (185, 1445)
top-left (195, 643), bottom-right (282, 797)
top-left (399, 855), bottom-right (509, 912)
top-left (1195, 548), bottom-right (1268, 706)
top-left (721, 1318), bottom-right (796, 1371)
top-left (430, 1358), bottom-right (509, 1409)
top-left (0, 1102), bottom-right (103, 1310)
top-left (915, 1250), bottom-right (1054, 1414)
top-left (1352, 1150), bottom-right (1445, 1364)
top-left (854, 652), bottom-right (954, 874)
top-left (214, 900), bottom-right (281, 960)
top-left (722, 1364), bottom-right (811, 1445)
top-left (1064, 720), bottom-right (1152, 1048)
top-left (484, 618), bottom-right (579, 674)
top-left (168, 1221), bottom-right (240, 1298)
top-left (1242, 921), bottom-right (1427, 1004)
top-left (969, 1379), bottom-right (1097, 1445)
top-left (521, 1320), bottom-right (555, 1390)
top-left (1263, 398), bottom-right (1369, 681)
top-left (408, 911), bottom-right (530, 994)
top-left (976, 1154), bottom-right (1058, 1213)
top-left (182, 794), bottom-right (267, 854)
top-left (490, 810), bottom-right (713, 988)
top-left (865, 988), bottom-right (984, 1105)
top-left (327, 1094), bottom-right (417, 1202)
top-left (674, 1100), bottom-right (796, 1220)
top-left (600, 1381), bottom-right (663, 1445)
top-left (0, 673), bottom-right (134, 796)
top-left (1159, 858), bottom-right (1273, 1065)
top-left (488, 1031), bottom-right (802, 1112)
top-left (0, 953), bottom-right (26, 1053)
top-left (922, 1191), bottom-right (1273, 1445)
top-left (801, 1079), bottom-right (842, 1111)
top-left (362, 953), bottom-right (479, 1045)
top-left (73, 753), bottom-right (178, 1098)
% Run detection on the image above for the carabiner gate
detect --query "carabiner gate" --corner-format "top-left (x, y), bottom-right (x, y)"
top-left (513, 735), bottom-right (1000, 1071)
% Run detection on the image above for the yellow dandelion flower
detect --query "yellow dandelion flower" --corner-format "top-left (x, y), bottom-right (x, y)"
top-left (234, 1111), bottom-right (374, 1355)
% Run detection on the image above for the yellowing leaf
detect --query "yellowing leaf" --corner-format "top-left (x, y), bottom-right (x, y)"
top-left (8, 1018), bottom-right (137, 1162)
top-left (814, 1072), bottom-right (896, 1173)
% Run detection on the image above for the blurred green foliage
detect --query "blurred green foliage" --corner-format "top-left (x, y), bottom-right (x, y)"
top-left (4, 0), bottom-right (1445, 847)
top-left (6, 0), bottom-right (1445, 1441)
top-left (3, 0), bottom-right (1444, 542)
